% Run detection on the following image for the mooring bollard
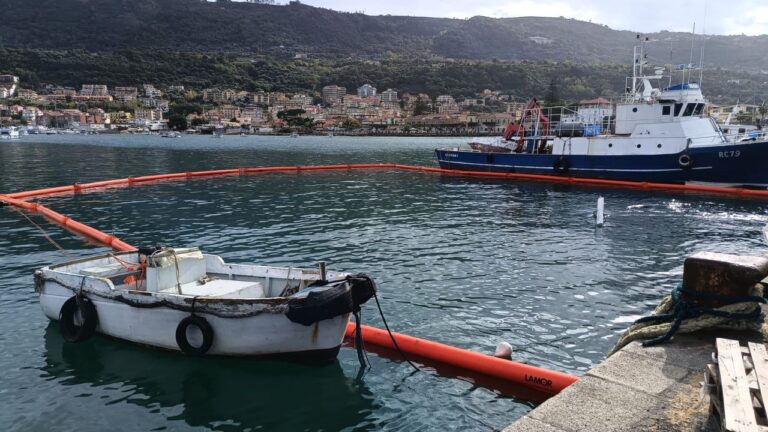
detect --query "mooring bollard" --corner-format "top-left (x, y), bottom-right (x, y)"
top-left (682, 252), bottom-right (768, 308)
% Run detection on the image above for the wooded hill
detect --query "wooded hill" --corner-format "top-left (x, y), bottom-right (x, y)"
top-left (2, 0), bottom-right (767, 71)
top-left (0, 0), bottom-right (766, 103)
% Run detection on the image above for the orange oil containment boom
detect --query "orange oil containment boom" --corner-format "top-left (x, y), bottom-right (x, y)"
top-left (3, 164), bottom-right (768, 201)
top-left (344, 323), bottom-right (577, 395)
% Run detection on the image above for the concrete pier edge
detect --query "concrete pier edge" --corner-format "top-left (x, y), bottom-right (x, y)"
top-left (504, 322), bottom-right (768, 432)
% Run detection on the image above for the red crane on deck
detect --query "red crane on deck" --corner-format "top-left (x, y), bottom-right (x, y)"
top-left (502, 97), bottom-right (550, 152)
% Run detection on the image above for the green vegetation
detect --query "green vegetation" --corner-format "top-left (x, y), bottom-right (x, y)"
top-left (0, 0), bottom-right (765, 105)
top-left (1, 48), bottom-right (765, 104)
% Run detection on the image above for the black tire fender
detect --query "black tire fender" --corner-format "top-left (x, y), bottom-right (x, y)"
top-left (175, 315), bottom-right (214, 356)
top-left (486, 154), bottom-right (495, 164)
top-left (59, 295), bottom-right (98, 343)
top-left (553, 157), bottom-right (571, 174)
top-left (678, 153), bottom-right (693, 169)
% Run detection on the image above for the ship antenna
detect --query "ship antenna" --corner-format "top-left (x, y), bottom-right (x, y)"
top-left (699, 0), bottom-right (708, 86)
top-left (687, 22), bottom-right (696, 86)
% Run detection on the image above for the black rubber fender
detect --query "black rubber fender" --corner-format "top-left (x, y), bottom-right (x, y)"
top-left (678, 153), bottom-right (693, 169)
top-left (553, 157), bottom-right (571, 174)
top-left (175, 315), bottom-right (214, 355)
top-left (286, 282), bottom-right (354, 326)
top-left (59, 295), bottom-right (98, 343)
top-left (486, 154), bottom-right (495, 164)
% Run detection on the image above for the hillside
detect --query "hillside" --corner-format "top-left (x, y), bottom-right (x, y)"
top-left (1, 0), bottom-right (767, 72)
top-left (2, 49), bottom-right (765, 104)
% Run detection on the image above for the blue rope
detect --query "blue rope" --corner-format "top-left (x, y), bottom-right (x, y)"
top-left (633, 283), bottom-right (765, 347)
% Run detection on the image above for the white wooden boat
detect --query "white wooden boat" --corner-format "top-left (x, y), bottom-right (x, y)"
top-left (35, 247), bottom-right (376, 361)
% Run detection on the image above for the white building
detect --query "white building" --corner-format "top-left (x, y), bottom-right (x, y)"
top-left (379, 88), bottom-right (398, 103)
top-left (357, 84), bottom-right (377, 98)
top-left (142, 84), bottom-right (163, 99)
top-left (0, 75), bottom-right (20, 99)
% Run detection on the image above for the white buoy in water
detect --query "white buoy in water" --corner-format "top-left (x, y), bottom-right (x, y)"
top-left (596, 196), bottom-right (605, 227)
top-left (763, 223), bottom-right (768, 245)
top-left (493, 341), bottom-right (513, 359)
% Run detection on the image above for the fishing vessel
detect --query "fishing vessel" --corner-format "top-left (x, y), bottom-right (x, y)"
top-left (35, 247), bottom-right (375, 361)
top-left (436, 38), bottom-right (768, 187)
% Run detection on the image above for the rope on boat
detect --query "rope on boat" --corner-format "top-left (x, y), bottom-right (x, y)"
top-left (608, 282), bottom-right (766, 356)
top-left (10, 206), bottom-right (72, 259)
top-left (372, 290), bottom-right (421, 373)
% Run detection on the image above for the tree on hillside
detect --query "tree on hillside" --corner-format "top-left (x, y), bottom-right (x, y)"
top-left (544, 78), bottom-right (563, 107)
top-left (412, 100), bottom-right (430, 116)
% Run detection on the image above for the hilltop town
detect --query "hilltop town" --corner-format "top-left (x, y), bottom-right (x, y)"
top-left (1, 73), bottom-right (764, 136)
top-left (0, 74), bottom-right (540, 135)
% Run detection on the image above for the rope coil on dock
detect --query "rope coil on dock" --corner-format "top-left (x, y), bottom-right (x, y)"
top-left (608, 283), bottom-right (766, 356)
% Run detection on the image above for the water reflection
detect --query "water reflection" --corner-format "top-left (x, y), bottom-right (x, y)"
top-left (42, 323), bottom-right (378, 431)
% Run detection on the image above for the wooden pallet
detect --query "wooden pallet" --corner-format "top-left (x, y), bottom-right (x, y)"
top-left (707, 338), bottom-right (768, 432)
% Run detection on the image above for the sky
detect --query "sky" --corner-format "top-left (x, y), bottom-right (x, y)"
top-left (268, 0), bottom-right (768, 36)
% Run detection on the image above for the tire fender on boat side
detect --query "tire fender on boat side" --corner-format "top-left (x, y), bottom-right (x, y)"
top-left (678, 153), bottom-right (693, 169)
top-left (59, 295), bottom-right (98, 343)
top-left (553, 157), bottom-right (570, 174)
top-left (486, 154), bottom-right (495, 164)
top-left (176, 315), bottom-right (214, 356)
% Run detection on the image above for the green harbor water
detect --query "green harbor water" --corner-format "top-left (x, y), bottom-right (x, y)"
top-left (1, 134), bottom-right (767, 431)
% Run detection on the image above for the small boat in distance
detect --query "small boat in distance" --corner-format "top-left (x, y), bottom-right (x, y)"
top-left (436, 37), bottom-right (768, 188)
top-left (35, 247), bottom-right (376, 361)
top-left (161, 131), bottom-right (182, 138)
top-left (0, 126), bottom-right (21, 140)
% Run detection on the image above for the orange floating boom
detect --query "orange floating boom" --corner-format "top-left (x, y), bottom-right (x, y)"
top-left (4, 164), bottom-right (768, 201)
top-left (344, 323), bottom-right (577, 395)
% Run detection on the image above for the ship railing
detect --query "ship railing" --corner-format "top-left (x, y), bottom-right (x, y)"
top-left (537, 105), bottom-right (616, 138)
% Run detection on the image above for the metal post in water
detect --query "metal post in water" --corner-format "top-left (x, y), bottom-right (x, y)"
top-left (596, 196), bottom-right (605, 227)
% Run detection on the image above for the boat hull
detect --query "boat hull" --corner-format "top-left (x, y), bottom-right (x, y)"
top-left (39, 281), bottom-right (350, 360)
top-left (436, 140), bottom-right (768, 187)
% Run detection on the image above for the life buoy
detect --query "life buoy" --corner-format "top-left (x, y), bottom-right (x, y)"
top-left (678, 153), bottom-right (693, 169)
top-left (59, 295), bottom-right (98, 342)
top-left (553, 157), bottom-right (570, 174)
top-left (175, 315), bottom-right (214, 355)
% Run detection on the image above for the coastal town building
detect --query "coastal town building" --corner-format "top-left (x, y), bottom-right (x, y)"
top-left (0, 75), bottom-right (20, 99)
top-left (16, 89), bottom-right (39, 101)
top-left (379, 88), bottom-right (398, 103)
top-left (357, 84), bottom-right (377, 98)
top-left (113, 87), bottom-right (138, 103)
top-left (203, 88), bottom-right (237, 104)
top-left (134, 108), bottom-right (164, 122)
top-left (142, 84), bottom-right (163, 99)
top-left (322, 85), bottom-right (346, 105)
top-left (252, 91), bottom-right (271, 105)
top-left (80, 84), bottom-right (109, 97)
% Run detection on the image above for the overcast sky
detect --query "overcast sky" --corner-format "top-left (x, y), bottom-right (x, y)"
top-left (276, 0), bottom-right (768, 36)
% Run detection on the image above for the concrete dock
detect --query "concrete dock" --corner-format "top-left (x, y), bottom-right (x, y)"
top-left (505, 326), bottom-right (767, 432)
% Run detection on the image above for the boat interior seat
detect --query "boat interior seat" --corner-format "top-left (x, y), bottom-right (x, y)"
top-left (159, 279), bottom-right (266, 298)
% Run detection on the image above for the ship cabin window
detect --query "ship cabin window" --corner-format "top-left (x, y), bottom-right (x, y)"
top-left (662, 105), bottom-right (671, 115)
top-left (739, 128), bottom-right (746, 134)
top-left (674, 103), bottom-right (683, 116)
top-left (682, 103), bottom-right (696, 117)
top-left (693, 103), bottom-right (705, 115)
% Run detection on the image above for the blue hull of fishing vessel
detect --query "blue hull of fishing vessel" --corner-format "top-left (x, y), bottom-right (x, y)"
top-left (436, 140), bottom-right (768, 186)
